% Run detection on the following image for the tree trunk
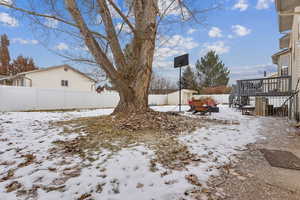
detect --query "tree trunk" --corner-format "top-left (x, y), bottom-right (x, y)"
top-left (113, 0), bottom-right (156, 115)
top-left (113, 66), bottom-right (152, 115)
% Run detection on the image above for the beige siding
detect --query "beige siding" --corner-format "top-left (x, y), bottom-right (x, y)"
top-left (277, 52), bottom-right (291, 76)
top-left (167, 90), bottom-right (196, 105)
top-left (24, 67), bottom-right (95, 92)
top-left (288, 6), bottom-right (300, 118)
top-left (290, 7), bottom-right (300, 90)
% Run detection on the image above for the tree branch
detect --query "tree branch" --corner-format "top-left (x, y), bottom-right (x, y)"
top-left (106, 0), bottom-right (135, 33)
top-left (0, 2), bottom-right (108, 40)
top-left (65, 0), bottom-right (121, 82)
top-left (97, 0), bottom-right (127, 69)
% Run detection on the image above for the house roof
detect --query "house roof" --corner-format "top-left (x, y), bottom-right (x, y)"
top-left (272, 48), bottom-right (291, 64)
top-left (16, 64), bottom-right (97, 82)
top-left (149, 89), bottom-right (177, 95)
top-left (0, 75), bottom-right (12, 81)
top-left (169, 89), bottom-right (198, 95)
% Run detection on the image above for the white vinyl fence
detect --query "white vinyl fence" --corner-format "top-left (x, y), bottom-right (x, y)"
top-left (149, 95), bottom-right (168, 105)
top-left (0, 86), bottom-right (168, 112)
top-left (193, 94), bottom-right (230, 104)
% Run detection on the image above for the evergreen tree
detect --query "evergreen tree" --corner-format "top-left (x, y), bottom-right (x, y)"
top-left (0, 34), bottom-right (11, 75)
top-left (179, 66), bottom-right (198, 91)
top-left (196, 51), bottom-right (230, 87)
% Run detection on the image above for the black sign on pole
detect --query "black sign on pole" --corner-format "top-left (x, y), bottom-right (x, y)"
top-left (174, 54), bottom-right (189, 68)
top-left (174, 54), bottom-right (189, 112)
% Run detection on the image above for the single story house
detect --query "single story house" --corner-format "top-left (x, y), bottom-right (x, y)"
top-left (0, 64), bottom-right (96, 92)
top-left (167, 89), bottom-right (197, 105)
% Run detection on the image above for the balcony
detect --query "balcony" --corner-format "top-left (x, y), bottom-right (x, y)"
top-left (237, 76), bottom-right (292, 97)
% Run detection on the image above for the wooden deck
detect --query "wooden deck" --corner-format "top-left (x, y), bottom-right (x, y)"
top-left (237, 76), bottom-right (292, 97)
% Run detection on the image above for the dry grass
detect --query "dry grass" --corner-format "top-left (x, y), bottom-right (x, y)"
top-left (51, 111), bottom-right (204, 170)
top-left (18, 154), bottom-right (36, 168)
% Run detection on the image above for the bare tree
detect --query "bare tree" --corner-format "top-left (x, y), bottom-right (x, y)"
top-left (0, 0), bottom-right (219, 114)
top-left (11, 55), bottom-right (38, 75)
top-left (150, 73), bottom-right (176, 94)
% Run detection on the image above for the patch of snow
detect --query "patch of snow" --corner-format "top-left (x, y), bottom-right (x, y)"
top-left (0, 105), bottom-right (264, 199)
top-left (180, 105), bottom-right (264, 183)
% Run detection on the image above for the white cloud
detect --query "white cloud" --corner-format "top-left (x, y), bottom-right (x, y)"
top-left (154, 34), bottom-right (199, 67)
top-left (208, 27), bottom-right (222, 38)
top-left (54, 42), bottom-right (69, 51)
top-left (158, 0), bottom-right (189, 19)
top-left (44, 18), bottom-right (59, 28)
top-left (233, 0), bottom-right (249, 11)
top-left (0, 12), bottom-right (18, 27)
top-left (187, 28), bottom-right (197, 34)
top-left (229, 63), bottom-right (276, 83)
top-left (0, 0), bottom-right (12, 6)
top-left (162, 35), bottom-right (199, 50)
top-left (232, 25), bottom-right (251, 36)
top-left (201, 41), bottom-right (230, 55)
top-left (228, 34), bottom-right (233, 39)
top-left (12, 38), bottom-right (38, 45)
top-left (256, 0), bottom-right (274, 10)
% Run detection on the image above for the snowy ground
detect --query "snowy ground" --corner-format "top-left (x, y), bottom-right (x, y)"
top-left (0, 105), bottom-right (264, 200)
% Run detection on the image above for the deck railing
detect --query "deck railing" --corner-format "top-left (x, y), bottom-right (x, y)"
top-left (237, 76), bottom-right (292, 97)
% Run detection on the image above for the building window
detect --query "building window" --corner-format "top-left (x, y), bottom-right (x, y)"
top-left (281, 66), bottom-right (288, 76)
top-left (61, 80), bottom-right (69, 87)
top-left (20, 79), bottom-right (24, 86)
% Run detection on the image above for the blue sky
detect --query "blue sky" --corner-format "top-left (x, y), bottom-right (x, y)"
top-left (0, 0), bottom-right (279, 85)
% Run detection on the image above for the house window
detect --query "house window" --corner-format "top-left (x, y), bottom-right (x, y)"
top-left (281, 66), bottom-right (288, 76)
top-left (61, 80), bottom-right (69, 87)
top-left (20, 79), bottom-right (24, 86)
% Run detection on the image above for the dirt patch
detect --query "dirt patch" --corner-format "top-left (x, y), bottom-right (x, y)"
top-left (22, 108), bottom-right (99, 113)
top-left (5, 181), bottom-right (22, 192)
top-left (206, 117), bottom-right (300, 200)
top-left (18, 154), bottom-right (36, 168)
top-left (0, 169), bottom-right (15, 182)
top-left (77, 193), bottom-right (92, 200)
top-left (51, 111), bottom-right (204, 170)
top-left (185, 174), bottom-right (202, 186)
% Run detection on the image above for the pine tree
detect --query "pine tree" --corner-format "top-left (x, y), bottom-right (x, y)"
top-left (179, 66), bottom-right (199, 91)
top-left (0, 34), bottom-right (11, 75)
top-left (196, 51), bottom-right (230, 87)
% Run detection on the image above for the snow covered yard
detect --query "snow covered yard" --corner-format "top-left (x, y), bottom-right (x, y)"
top-left (0, 105), bottom-right (264, 200)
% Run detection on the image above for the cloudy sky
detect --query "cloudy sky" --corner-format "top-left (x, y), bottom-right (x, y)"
top-left (0, 0), bottom-right (279, 85)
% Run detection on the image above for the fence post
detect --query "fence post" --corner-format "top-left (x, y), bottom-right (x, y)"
top-left (288, 77), bottom-right (293, 120)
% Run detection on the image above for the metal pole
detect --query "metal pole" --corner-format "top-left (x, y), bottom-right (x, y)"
top-left (179, 66), bottom-right (181, 112)
top-left (288, 77), bottom-right (293, 120)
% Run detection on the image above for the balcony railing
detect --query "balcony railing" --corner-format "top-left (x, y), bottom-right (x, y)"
top-left (237, 76), bottom-right (292, 97)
